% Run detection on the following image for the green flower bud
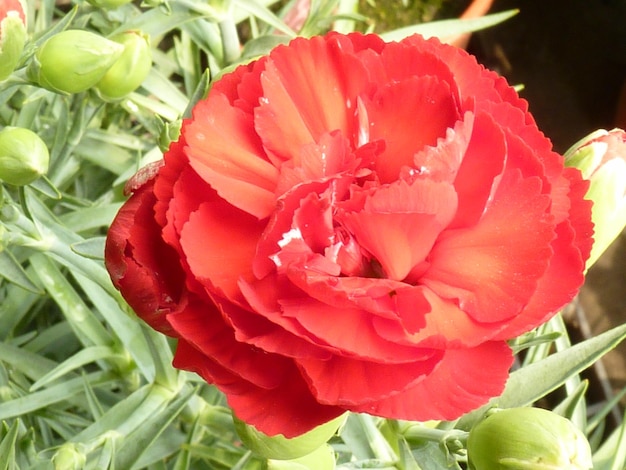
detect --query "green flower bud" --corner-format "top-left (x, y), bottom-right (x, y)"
top-left (0, 0), bottom-right (27, 81)
top-left (234, 413), bottom-right (346, 460)
top-left (95, 30), bottom-right (151, 100)
top-left (28, 30), bottom-right (124, 94)
top-left (467, 407), bottom-right (592, 470)
top-left (51, 443), bottom-right (86, 470)
top-left (86, 0), bottom-right (133, 8)
top-left (0, 127), bottom-right (49, 185)
top-left (565, 128), bottom-right (626, 268)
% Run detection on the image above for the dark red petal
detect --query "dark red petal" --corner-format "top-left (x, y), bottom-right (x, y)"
top-left (173, 339), bottom-right (344, 438)
top-left (421, 170), bottom-right (554, 323)
top-left (237, 276), bottom-right (334, 360)
top-left (167, 297), bottom-right (290, 389)
top-left (185, 95), bottom-right (278, 219)
top-left (347, 341), bottom-right (513, 421)
top-left (105, 183), bottom-right (182, 335)
top-left (297, 351), bottom-right (443, 406)
top-left (364, 76), bottom-right (460, 183)
top-left (341, 179), bottom-right (457, 281)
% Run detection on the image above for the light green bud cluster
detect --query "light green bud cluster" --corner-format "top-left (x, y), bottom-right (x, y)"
top-left (28, 28), bottom-right (151, 98)
top-left (467, 407), bottom-right (592, 470)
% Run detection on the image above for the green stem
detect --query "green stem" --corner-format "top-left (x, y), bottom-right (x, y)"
top-left (401, 423), bottom-right (468, 444)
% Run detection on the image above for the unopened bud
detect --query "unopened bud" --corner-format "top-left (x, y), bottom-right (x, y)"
top-left (467, 407), bottom-right (592, 470)
top-left (51, 443), bottom-right (86, 470)
top-left (565, 128), bottom-right (626, 267)
top-left (95, 30), bottom-right (151, 100)
top-left (28, 30), bottom-right (124, 94)
top-left (0, 0), bottom-right (26, 81)
top-left (0, 127), bottom-right (49, 185)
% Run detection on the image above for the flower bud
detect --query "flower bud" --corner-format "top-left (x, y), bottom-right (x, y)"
top-left (234, 413), bottom-right (345, 460)
top-left (565, 128), bottom-right (626, 267)
top-left (0, 0), bottom-right (27, 81)
top-left (0, 127), bottom-right (49, 185)
top-left (51, 443), bottom-right (86, 470)
top-left (28, 30), bottom-right (124, 94)
top-left (95, 30), bottom-right (151, 100)
top-left (467, 407), bottom-right (592, 470)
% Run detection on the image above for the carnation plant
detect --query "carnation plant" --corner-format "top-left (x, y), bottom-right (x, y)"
top-left (0, 1), bottom-right (625, 469)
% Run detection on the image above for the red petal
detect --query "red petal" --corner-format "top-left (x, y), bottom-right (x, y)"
top-left (254, 36), bottom-right (357, 162)
top-left (449, 111), bottom-right (506, 229)
top-left (105, 184), bottom-right (182, 335)
top-left (185, 95), bottom-right (278, 219)
top-left (173, 339), bottom-right (344, 438)
top-left (279, 292), bottom-right (433, 362)
top-left (179, 197), bottom-right (265, 303)
top-left (297, 352), bottom-right (442, 406)
top-left (347, 341), bottom-right (513, 421)
top-left (373, 286), bottom-right (507, 349)
top-left (421, 170), bottom-right (554, 323)
top-left (167, 297), bottom-right (290, 389)
top-left (341, 179), bottom-right (457, 281)
top-left (364, 76), bottom-right (460, 183)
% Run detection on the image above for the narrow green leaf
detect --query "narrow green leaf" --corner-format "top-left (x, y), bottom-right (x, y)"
top-left (70, 237), bottom-right (106, 260)
top-left (71, 384), bottom-right (153, 443)
top-left (458, 323), bottom-right (626, 430)
top-left (30, 345), bottom-right (121, 391)
top-left (0, 420), bottom-right (19, 470)
top-left (0, 250), bottom-right (42, 293)
top-left (59, 203), bottom-right (123, 233)
top-left (114, 385), bottom-right (195, 469)
top-left (234, 0), bottom-right (296, 36)
top-left (30, 253), bottom-right (113, 348)
top-left (0, 341), bottom-right (59, 380)
top-left (592, 408), bottom-right (626, 470)
top-left (380, 9), bottom-right (519, 42)
top-left (29, 175), bottom-right (62, 199)
top-left (0, 371), bottom-right (115, 421)
top-left (72, 272), bottom-right (156, 382)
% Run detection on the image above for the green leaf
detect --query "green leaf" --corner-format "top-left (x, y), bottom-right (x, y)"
top-left (30, 253), bottom-right (114, 348)
top-left (114, 385), bottom-right (195, 469)
top-left (0, 250), bottom-right (43, 294)
top-left (70, 237), bottom-right (106, 260)
top-left (592, 408), bottom-right (626, 470)
top-left (380, 9), bottom-right (519, 42)
top-left (30, 345), bottom-right (122, 391)
top-left (458, 323), bottom-right (626, 430)
top-left (233, 0), bottom-right (296, 36)
top-left (0, 420), bottom-right (20, 470)
top-left (0, 371), bottom-right (115, 421)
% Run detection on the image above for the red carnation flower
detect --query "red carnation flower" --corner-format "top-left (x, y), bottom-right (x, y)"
top-left (105, 33), bottom-right (593, 438)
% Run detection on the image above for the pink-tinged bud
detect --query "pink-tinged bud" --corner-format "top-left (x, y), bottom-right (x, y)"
top-left (565, 128), bottom-right (626, 267)
top-left (0, 0), bottom-right (27, 81)
top-left (95, 30), bottom-right (152, 100)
